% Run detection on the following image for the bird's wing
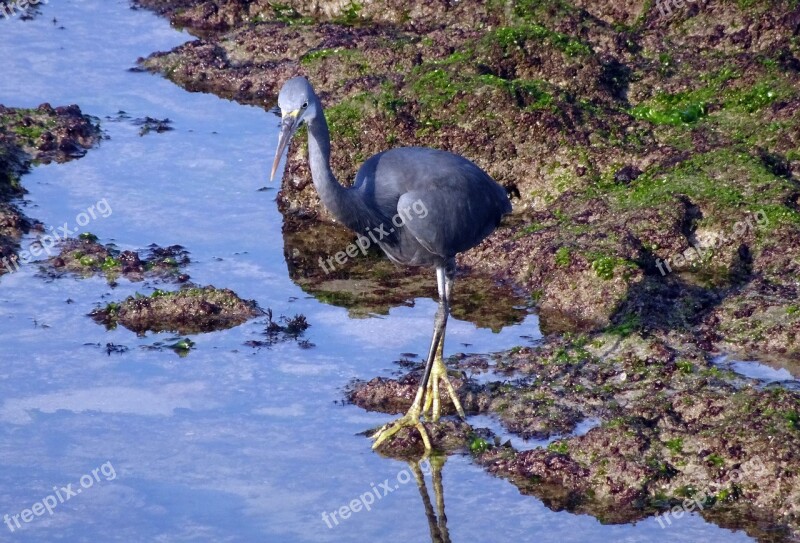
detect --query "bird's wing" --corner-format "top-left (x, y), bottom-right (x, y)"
top-left (397, 183), bottom-right (508, 258)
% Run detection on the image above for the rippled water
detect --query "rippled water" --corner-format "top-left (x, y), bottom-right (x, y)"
top-left (0, 2), bottom-right (755, 541)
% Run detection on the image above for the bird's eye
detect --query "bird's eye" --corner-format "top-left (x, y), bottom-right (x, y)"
top-left (302, 101), bottom-right (309, 109)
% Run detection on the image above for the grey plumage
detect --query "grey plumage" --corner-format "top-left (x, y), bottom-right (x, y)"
top-left (272, 77), bottom-right (510, 269)
top-left (271, 76), bottom-right (512, 450)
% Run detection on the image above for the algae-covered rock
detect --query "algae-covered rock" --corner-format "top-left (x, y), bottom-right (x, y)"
top-left (0, 103), bottom-right (102, 276)
top-left (91, 286), bottom-right (263, 334)
top-left (45, 236), bottom-right (191, 284)
top-left (135, 0), bottom-right (800, 344)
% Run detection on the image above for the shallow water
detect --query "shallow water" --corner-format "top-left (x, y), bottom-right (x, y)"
top-left (0, 2), bottom-right (756, 541)
top-left (467, 414), bottom-right (601, 452)
top-left (714, 355), bottom-right (799, 389)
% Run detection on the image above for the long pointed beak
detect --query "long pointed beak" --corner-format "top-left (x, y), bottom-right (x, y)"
top-left (270, 110), bottom-right (300, 182)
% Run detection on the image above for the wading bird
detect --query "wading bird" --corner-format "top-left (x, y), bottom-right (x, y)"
top-left (271, 77), bottom-right (512, 450)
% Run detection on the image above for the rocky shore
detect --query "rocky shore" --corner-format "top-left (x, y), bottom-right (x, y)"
top-left (98, 0), bottom-right (800, 537)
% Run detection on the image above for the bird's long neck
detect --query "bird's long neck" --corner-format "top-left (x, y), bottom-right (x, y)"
top-left (306, 113), bottom-right (355, 226)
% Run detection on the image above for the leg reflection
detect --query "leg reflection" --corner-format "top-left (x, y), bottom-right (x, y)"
top-left (410, 456), bottom-right (450, 543)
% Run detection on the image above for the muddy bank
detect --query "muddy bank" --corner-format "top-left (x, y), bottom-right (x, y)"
top-left (0, 103), bottom-right (101, 275)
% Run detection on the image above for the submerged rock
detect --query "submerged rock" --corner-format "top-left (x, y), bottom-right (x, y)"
top-left (282, 220), bottom-right (528, 329)
top-left (44, 236), bottom-right (191, 284)
top-left (244, 308), bottom-right (313, 349)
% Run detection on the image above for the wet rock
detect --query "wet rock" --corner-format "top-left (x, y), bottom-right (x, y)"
top-left (140, 336), bottom-right (198, 357)
top-left (348, 375), bottom-right (422, 415)
top-left (349, 352), bottom-right (584, 440)
top-left (351, 330), bottom-right (800, 536)
top-left (612, 165), bottom-right (642, 184)
top-left (0, 104), bottom-right (102, 277)
top-left (370, 419), bottom-right (479, 459)
top-left (131, 116), bottom-right (173, 136)
top-left (104, 111), bottom-right (174, 135)
top-left (90, 285), bottom-right (263, 335)
top-left (42, 237), bottom-right (191, 283)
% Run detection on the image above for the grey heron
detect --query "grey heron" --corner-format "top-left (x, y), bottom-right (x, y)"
top-left (271, 76), bottom-right (512, 450)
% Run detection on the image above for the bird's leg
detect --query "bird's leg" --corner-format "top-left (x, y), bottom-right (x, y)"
top-left (369, 394), bottom-right (432, 451)
top-left (372, 263), bottom-right (466, 450)
top-left (422, 327), bottom-right (466, 422)
top-left (371, 297), bottom-right (448, 450)
top-left (422, 267), bottom-right (466, 422)
top-left (372, 265), bottom-right (456, 450)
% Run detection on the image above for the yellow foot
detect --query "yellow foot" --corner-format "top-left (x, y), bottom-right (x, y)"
top-left (422, 357), bottom-right (466, 422)
top-left (371, 358), bottom-right (466, 450)
top-left (371, 407), bottom-right (432, 451)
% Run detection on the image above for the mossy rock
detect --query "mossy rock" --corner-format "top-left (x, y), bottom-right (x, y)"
top-left (91, 286), bottom-right (263, 334)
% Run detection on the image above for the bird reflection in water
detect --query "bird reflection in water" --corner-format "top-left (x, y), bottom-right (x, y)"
top-left (409, 456), bottom-right (451, 543)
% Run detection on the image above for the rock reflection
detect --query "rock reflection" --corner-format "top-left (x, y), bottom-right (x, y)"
top-left (282, 221), bottom-right (528, 332)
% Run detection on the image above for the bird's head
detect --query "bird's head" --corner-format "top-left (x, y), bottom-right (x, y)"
top-left (270, 76), bottom-right (319, 181)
